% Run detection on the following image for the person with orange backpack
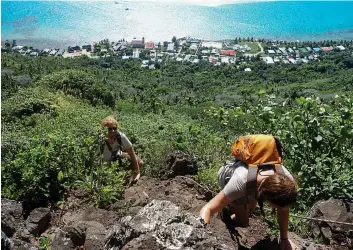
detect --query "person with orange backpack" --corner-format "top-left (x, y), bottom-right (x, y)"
top-left (199, 135), bottom-right (299, 250)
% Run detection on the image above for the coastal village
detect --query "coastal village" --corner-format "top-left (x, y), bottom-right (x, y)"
top-left (2, 37), bottom-right (353, 71)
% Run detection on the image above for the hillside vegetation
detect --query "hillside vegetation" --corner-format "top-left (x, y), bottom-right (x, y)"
top-left (2, 53), bottom-right (353, 232)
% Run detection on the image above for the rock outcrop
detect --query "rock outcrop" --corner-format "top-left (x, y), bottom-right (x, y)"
top-left (161, 151), bottom-right (198, 179)
top-left (309, 198), bottom-right (353, 249)
top-left (104, 200), bottom-right (236, 250)
top-left (2, 179), bottom-right (351, 250)
top-left (1, 199), bottom-right (23, 237)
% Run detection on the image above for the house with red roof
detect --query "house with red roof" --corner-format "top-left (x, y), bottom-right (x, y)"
top-left (219, 50), bottom-right (235, 56)
top-left (320, 47), bottom-right (332, 52)
top-left (145, 41), bottom-right (154, 49)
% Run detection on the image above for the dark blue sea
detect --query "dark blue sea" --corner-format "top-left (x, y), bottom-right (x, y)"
top-left (2, 1), bottom-right (353, 49)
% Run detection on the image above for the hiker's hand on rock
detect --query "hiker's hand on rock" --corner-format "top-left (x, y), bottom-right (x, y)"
top-left (280, 239), bottom-right (298, 250)
top-left (132, 172), bottom-right (140, 182)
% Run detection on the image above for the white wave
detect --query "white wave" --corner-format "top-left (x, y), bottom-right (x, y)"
top-left (4, 0), bottom-right (274, 7)
top-left (123, 0), bottom-right (274, 7)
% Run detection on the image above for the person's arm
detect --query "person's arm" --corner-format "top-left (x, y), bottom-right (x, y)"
top-left (277, 208), bottom-right (298, 250)
top-left (200, 190), bottom-right (230, 224)
top-left (277, 207), bottom-right (289, 240)
top-left (125, 146), bottom-right (140, 179)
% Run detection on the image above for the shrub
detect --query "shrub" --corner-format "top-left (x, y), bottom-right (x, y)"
top-left (10, 98), bottom-right (56, 118)
top-left (37, 69), bottom-right (115, 107)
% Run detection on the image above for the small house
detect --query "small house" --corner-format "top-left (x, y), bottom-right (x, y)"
top-left (184, 55), bottom-right (191, 61)
top-left (49, 50), bottom-right (57, 56)
top-left (131, 39), bottom-right (144, 48)
top-left (221, 57), bottom-right (229, 64)
top-left (145, 41), bottom-right (155, 50)
top-left (320, 47), bottom-right (332, 52)
top-left (42, 48), bottom-right (51, 54)
top-left (219, 50), bottom-right (235, 56)
top-left (190, 44), bottom-right (198, 50)
top-left (263, 56), bottom-right (274, 64)
top-left (56, 49), bottom-right (65, 56)
top-left (167, 43), bottom-right (175, 52)
top-left (299, 48), bottom-right (308, 55)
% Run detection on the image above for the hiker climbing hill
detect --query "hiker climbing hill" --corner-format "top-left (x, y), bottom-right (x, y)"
top-left (200, 134), bottom-right (299, 250)
top-left (101, 115), bottom-right (143, 182)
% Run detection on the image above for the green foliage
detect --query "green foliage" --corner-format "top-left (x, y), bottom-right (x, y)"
top-left (1, 135), bottom-right (89, 204)
top-left (206, 94), bottom-right (353, 210)
top-left (9, 98), bottom-right (57, 119)
top-left (1, 74), bottom-right (20, 100)
top-left (1, 51), bottom-right (353, 224)
top-left (75, 161), bottom-right (128, 208)
top-left (37, 69), bottom-right (115, 107)
top-left (39, 236), bottom-right (51, 250)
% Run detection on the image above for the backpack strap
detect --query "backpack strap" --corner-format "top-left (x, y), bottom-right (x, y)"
top-left (115, 132), bottom-right (123, 166)
top-left (103, 132), bottom-right (123, 153)
top-left (246, 165), bottom-right (258, 202)
top-left (102, 132), bottom-right (123, 166)
top-left (274, 164), bottom-right (285, 175)
top-left (116, 132), bottom-right (123, 152)
top-left (246, 163), bottom-right (284, 203)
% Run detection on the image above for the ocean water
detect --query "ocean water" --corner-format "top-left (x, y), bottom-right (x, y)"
top-left (2, 1), bottom-right (353, 49)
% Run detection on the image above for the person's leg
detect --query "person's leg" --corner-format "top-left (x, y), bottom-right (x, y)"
top-left (228, 203), bottom-right (250, 227)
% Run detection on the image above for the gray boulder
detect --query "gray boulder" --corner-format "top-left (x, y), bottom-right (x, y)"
top-left (2, 212), bottom-right (18, 237)
top-left (104, 200), bottom-right (235, 250)
top-left (12, 239), bottom-right (39, 250)
top-left (55, 221), bottom-right (106, 249)
top-left (1, 199), bottom-right (23, 237)
top-left (51, 229), bottom-right (74, 250)
top-left (25, 208), bottom-right (51, 236)
top-left (84, 222), bottom-right (106, 250)
top-left (1, 199), bottom-right (23, 219)
top-left (62, 207), bottom-right (118, 228)
top-left (2, 231), bottom-right (13, 250)
top-left (309, 198), bottom-right (353, 247)
top-left (162, 151), bottom-right (198, 178)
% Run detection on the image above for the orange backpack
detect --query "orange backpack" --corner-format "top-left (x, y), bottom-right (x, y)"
top-left (232, 134), bottom-right (285, 202)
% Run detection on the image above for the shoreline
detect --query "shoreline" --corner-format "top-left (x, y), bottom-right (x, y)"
top-left (2, 30), bottom-right (353, 51)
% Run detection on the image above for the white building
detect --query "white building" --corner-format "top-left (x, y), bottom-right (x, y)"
top-left (263, 56), bottom-right (274, 64)
top-left (184, 55), bottom-right (191, 61)
top-left (221, 57), bottom-right (229, 64)
top-left (190, 44), bottom-right (198, 50)
top-left (167, 43), bottom-right (175, 51)
top-left (49, 50), bottom-right (57, 56)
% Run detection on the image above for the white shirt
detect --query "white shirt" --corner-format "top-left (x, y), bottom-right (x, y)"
top-left (102, 132), bottom-right (132, 161)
